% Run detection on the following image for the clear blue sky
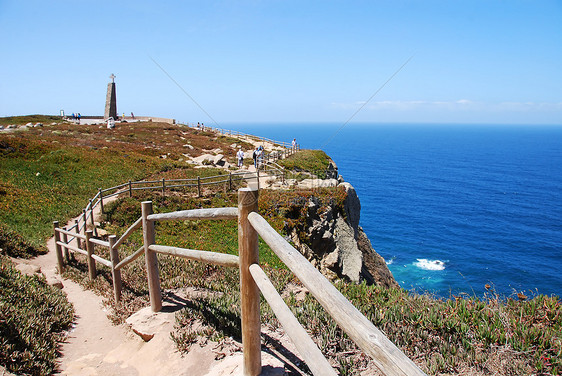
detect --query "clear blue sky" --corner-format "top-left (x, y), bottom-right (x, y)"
top-left (1, 0), bottom-right (561, 125)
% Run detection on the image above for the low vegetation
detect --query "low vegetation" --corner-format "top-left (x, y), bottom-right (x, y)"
top-left (0, 256), bottom-right (74, 375)
top-left (278, 149), bottom-right (332, 179)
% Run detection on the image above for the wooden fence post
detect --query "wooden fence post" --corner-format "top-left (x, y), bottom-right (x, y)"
top-left (229, 172), bottom-right (233, 191)
top-left (109, 235), bottom-right (122, 305)
top-left (89, 199), bottom-right (96, 236)
top-left (75, 219), bottom-right (81, 250)
top-left (256, 168), bottom-right (260, 191)
top-left (85, 230), bottom-right (97, 281)
top-left (162, 178), bottom-right (166, 196)
top-left (53, 221), bottom-right (64, 273)
top-left (129, 180), bottom-right (132, 197)
top-left (61, 227), bottom-right (70, 262)
top-left (197, 176), bottom-right (202, 197)
top-left (142, 201), bottom-right (162, 312)
top-left (99, 188), bottom-right (104, 214)
top-left (238, 188), bottom-right (261, 376)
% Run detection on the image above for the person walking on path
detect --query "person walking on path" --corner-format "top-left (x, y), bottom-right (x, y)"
top-left (236, 149), bottom-right (244, 168)
top-left (292, 138), bottom-right (296, 151)
top-left (252, 148), bottom-right (258, 168)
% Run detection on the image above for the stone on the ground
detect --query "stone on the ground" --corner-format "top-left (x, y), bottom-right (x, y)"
top-left (126, 305), bottom-right (174, 342)
top-left (213, 154), bottom-right (224, 165)
top-left (193, 154), bottom-right (215, 165)
top-left (183, 144), bottom-right (194, 149)
top-left (47, 277), bottom-right (64, 289)
top-left (15, 263), bottom-right (41, 276)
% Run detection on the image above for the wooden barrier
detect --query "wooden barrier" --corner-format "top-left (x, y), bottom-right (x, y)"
top-left (52, 162), bottom-right (422, 375)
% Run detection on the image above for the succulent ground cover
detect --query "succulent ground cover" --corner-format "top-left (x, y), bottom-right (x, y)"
top-left (0, 255), bottom-right (74, 375)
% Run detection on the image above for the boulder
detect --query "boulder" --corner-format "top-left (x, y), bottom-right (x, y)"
top-left (183, 144), bottom-right (194, 149)
top-left (213, 154), bottom-right (224, 165)
top-left (193, 154), bottom-right (215, 165)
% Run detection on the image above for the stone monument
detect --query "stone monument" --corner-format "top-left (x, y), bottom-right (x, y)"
top-left (104, 74), bottom-right (117, 120)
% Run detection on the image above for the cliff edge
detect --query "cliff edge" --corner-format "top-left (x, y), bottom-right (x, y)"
top-left (285, 176), bottom-right (398, 289)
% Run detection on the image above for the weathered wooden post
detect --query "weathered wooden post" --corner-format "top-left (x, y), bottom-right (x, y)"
top-left (99, 188), bottom-right (105, 214)
top-left (238, 188), bottom-right (261, 376)
top-left (197, 176), bottom-right (202, 197)
top-left (109, 235), bottom-right (122, 305)
top-left (256, 168), bottom-right (260, 191)
top-left (142, 201), bottom-right (162, 312)
top-left (129, 180), bottom-right (133, 197)
top-left (162, 178), bottom-right (166, 196)
top-left (53, 221), bottom-right (64, 273)
top-left (89, 199), bottom-right (96, 236)
top-left (229, 172), bottom-right (233, 191)
top-left (85, 230), bottom-right (97, 281)
top-left (61, 227), bottom-right (70, 262)
top-left (74, 219), bottom-right (81, 250)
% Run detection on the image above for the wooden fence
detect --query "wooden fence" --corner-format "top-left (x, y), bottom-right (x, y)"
top-left (53, 188), bottom-right (425, 376)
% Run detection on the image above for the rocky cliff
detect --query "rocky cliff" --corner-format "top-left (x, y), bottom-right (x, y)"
top-left (284, 181), bottom-right (398, 289)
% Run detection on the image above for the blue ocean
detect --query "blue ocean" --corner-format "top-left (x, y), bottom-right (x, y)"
top-left (227, 123), bottom-right (562, 299)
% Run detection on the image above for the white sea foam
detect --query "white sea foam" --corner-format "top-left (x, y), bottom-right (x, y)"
top-left (386, 257), bottom-right (395, 265)
top-left (414, 258), bottom-right (445, 271)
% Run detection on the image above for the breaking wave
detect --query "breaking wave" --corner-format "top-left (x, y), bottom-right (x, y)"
top-left (414, 259), bottom-right (445, 271)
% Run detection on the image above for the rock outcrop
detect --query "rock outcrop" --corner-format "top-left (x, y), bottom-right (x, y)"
top-left (286, 182), bottom-right (398, 288)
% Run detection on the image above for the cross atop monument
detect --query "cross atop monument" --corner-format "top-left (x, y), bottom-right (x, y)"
top-left (109, 73), bottom-right (116, 83)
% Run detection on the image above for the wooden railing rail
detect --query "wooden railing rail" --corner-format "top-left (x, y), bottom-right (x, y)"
top-left (114, 246), bottom-right (144, 271)
top-left (149, 245), bottom-right (239, 268)
top-left (114, 217), bottom-right (142, 249)
top-left (248, 263), bottom-right (337, 375)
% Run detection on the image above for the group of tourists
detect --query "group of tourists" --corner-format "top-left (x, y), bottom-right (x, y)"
top-left (235, 145), bottom-right (264, 168)
top-left (235, 138), bottom-right (296, 169)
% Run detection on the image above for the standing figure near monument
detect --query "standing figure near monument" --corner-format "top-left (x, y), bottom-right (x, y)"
top-left (237, 149), bottom-right (244, 168)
